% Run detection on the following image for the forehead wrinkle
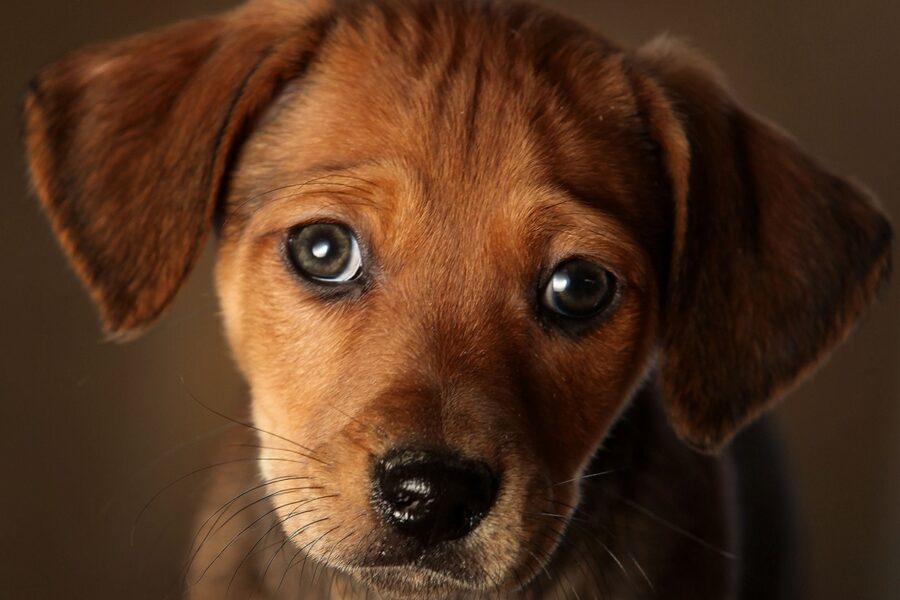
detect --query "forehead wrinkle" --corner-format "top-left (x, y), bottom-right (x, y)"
top-left (250, 162), bottom-right (377, 207)
top-left (226, 162), bottom-right (385, 228)
top-left (520, 188), bottom-right (653, 283)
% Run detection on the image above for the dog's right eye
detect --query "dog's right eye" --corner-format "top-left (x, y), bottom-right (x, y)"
top-left (285, 222), bottom-right (363, 284)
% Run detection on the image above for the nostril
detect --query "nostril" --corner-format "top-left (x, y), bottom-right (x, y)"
top-left (372, 448), bottom-right (498, 546)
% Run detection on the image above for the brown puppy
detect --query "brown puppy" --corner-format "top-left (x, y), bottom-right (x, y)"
top-left (25, 0), bottom-right (892, 599)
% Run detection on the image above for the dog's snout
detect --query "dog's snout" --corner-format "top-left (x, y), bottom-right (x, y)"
top-left (372, 448), bottom-right (498, 546)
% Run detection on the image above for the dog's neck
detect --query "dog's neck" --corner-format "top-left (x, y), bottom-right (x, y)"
top-left (187, 386), bottom-right (737, 600)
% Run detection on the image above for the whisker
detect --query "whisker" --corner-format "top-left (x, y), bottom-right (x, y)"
top-left (508, 563), bottom-right (526, 600)
top-left (195, 499), bottom-right (311, 584)
top-left (629, 553), bottom-right (654, 592)
top-left (279, 522), bottom-right (338, 592)
top-left (327, 404), bottom-right (389, 441)
top-left (228, 508), bottom-right (316, 594)
top-left (536, 518), bottom-right (607, 599)
top-left (617, 496), bottom-right (735, 559)
top-left (541, 498), bottom-right (615, 535)
top-left (228, 442), bottom-right (318, 459)
top-left (179, 378), bottom-right (329, 465)
top-left (99, 423), bottom-right (235, 518)
top-left (184, 475), bottom-right (308, 576)
top-left (547, 469), bottom-right (616, 489)
top-left (531, 509), bottom-right (630, 581)
top-left (317, 527), bottom-right (357, 595)
top-left (571, 536), bottom-right (611, 600)
top-left (131, 457), bottom-right (317, 546)
top-left (209, 485), bottom-right (324, 541)
top-left (258, 517), bottom-right (332, 594)
top-left (525, 506), bottom-right (621, 600)
top-left (537, 511), bottom-right (568, 519)
top-left (311, 526), bottom-right (346, 586)
top-left (217, 497), bottom-right (335, 588)
top-left (310, 526), bottom-right (343, 587)
top-left (563, 573), bottom-right (582, 600)
top-left (528, 548), bottom-right (555, 585)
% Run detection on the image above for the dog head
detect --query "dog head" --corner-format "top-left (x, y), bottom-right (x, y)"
top-left (25, 0), bottom-right (891, 597)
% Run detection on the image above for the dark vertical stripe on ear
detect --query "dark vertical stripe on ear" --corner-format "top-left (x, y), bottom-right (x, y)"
top-left (211, 12), bottom-right (338, 232)
top-left (207, 45), bottom-right (277, 232)
top-left (208, 47), bottom-right (276, 193)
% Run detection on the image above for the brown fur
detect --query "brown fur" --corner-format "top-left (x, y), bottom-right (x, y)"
top-left (24, 0), bottom-right (891, 599)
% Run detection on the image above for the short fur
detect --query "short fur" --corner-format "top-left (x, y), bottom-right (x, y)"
top-left (25, 0), bottom-right (892, 598)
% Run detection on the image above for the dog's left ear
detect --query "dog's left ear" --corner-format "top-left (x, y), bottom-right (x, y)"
top-left (630, 38), bottom-right (893, 452)
top-left (24, 1), bottom-right (333, 339)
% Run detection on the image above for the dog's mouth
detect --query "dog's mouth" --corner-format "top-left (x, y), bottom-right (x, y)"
top-left (341, 534), bottom-right (522, 600)
top-left (345, 524), bottom-right (493, 589)
top-left (329, 446), bottom-right (514, 597)
top-left (266, 442), bottom-right (573, 599)
top-left (352, 564), bottom-right (476, 599)
top-left (332, 501), bottom-right (569, 600)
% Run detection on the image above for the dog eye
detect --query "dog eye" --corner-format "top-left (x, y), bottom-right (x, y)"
top-left (286, 223), bottom-right (363, 283)
top-left (542, 259), bottom-right (617, 318)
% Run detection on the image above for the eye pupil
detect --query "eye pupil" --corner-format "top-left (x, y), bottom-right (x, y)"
top-left (543, 259), bottom-right (616, 319)
top-left (287, 223), bottom-right (363, 283)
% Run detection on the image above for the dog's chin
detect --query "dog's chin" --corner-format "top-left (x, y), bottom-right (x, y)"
top-left (352, 565), bottom-right (482, 600)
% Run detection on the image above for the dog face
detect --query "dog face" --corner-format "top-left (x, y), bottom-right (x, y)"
top-left (25, 0), bottom-right (891, 598)
top-left (214, 17), bottom-right (662, 591)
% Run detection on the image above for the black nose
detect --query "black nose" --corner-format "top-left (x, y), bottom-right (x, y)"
top-left (372, 448), bottom-right (498, 546)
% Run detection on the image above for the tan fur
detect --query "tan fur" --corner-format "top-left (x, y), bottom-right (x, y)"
top-left (24, 1), bottom-right (891, 599)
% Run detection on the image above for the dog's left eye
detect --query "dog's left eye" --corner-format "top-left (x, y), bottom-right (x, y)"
top-left (286, 222), bottom-right (363, 283)
top-left (542, 259), bottom-right (617, 319)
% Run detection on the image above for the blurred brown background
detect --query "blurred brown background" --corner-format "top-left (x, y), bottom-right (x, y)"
top-left (1, 0), bottom-right (897, 598)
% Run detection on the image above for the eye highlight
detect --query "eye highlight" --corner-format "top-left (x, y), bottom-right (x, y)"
top-left (286, 222), bottom-right (363, 283)
top-left (542, 259), bottom-right (617, 319)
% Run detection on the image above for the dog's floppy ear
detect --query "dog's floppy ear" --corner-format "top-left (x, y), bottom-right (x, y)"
top-left (630, 38), bottom-right (892, 452)
top-left (24, 1), bottom-right (333, 339)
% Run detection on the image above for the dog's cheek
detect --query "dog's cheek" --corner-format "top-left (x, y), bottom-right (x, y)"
top-left (216, 235), bottom-right (352, 437)
top-left (214, 239), bottom-right (379, 553)
top-left (214, 240), bottom-right (252, 372)
top-left (532, 293), bottom-right (658, 484)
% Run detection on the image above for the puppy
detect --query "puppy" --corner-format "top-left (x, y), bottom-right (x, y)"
top-left (25, 0), bottom-right (892, 598)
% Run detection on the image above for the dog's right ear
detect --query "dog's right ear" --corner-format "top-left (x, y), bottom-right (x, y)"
top-left (24, 1), bottom-right (334, 339)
